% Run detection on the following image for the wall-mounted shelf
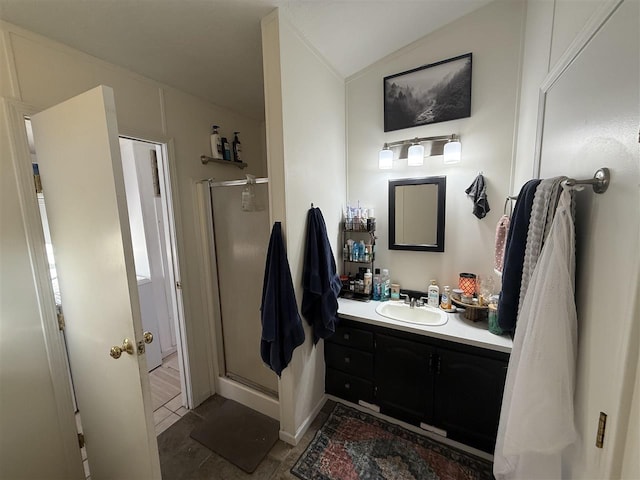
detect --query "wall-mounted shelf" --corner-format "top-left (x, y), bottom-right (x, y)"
top-left (200, 155), bottom-right (247, 169)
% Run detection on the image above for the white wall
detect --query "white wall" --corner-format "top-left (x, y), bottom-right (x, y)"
top-left (262, 9), bottom-right (346, 443)
top-left (0, 19), bottom-right (268, 470)
top-left (346, 0), bottom-right (525, 293)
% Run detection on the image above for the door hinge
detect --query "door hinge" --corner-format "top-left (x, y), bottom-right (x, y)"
top-left (176, 281), bottom-right (182, 290)
top-left (56, 305), bottom-right (65, 331)
top-left (596, 412), bottom-right (607, 448)
top-left (77, 432), bottom-right (85, 449)
top-left (32, 163), bottom-right (43, 193)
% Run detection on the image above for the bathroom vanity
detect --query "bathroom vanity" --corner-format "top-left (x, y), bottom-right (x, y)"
top-left (325, 298), bottom-right (512, 453)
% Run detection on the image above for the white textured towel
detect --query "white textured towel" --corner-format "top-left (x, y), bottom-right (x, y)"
top-left (518, 177), bottom-right (566, 312)
top-left (494, 187), bottom-right (578, 479)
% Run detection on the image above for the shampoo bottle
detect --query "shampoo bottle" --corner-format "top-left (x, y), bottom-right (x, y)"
top-left (210, 125), bottom-right (223, 159)
top-left (232, 131), bottom-right (243, 162)
top-left (428, 280), bottom-right (440, 308)
top-left (221, 137), bottom-right (231, 161)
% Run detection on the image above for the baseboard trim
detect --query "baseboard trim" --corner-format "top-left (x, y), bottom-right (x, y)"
top-left (279, 395), bottom-right (327, 446)
top-left (216, 376), bottom-right (279, 420)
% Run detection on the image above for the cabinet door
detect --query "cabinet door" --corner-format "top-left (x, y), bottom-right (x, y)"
top-left (434, 347), bottom-right (508, 452)
top-left (375, 333), bottom-right (435, 425)
top-left (325, 368), bottom-right (374, 404)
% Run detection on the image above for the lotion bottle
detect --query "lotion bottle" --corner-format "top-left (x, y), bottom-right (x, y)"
top-left (428, 280), bottom-right (440, 308)
top-left (210, 125), bottom-right (223, 159)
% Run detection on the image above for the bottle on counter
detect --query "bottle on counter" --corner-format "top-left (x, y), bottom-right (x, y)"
top-left (441, 286), bottom-right (452, 310)
top-left (381, 268), bottom-right (391, 301)
top-left (364, 269), bottom-right (372, 295)
top-left (372, 268), bottom-right (381, 300)
top-left (428, 280), bottom-right (440, 308)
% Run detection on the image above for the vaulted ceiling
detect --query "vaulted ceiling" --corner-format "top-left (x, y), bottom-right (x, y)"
top-left (0, 0), bottom-right (491, 120)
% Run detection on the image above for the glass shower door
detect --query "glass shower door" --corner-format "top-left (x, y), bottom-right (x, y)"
top-left (210, 180), bottom-right (278, 396)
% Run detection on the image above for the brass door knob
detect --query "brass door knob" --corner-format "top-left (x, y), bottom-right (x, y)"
top-left (110, 338), bottom-right (134, 359)
top-left (143, 331), bottom-right (153, 344)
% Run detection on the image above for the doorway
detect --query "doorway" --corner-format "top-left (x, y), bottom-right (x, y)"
top-left (25, 118), bottom-right (189, 450)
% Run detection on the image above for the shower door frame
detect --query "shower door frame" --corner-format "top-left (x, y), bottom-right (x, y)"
top-left (200, 177), bottom-right (280, 420)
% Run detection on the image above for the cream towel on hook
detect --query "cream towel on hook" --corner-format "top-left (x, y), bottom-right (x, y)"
top-left (494, 187), bottom-right (578, 480)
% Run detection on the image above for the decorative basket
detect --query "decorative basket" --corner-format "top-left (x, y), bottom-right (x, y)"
top-left (452, 298), bottom-right (488, 322)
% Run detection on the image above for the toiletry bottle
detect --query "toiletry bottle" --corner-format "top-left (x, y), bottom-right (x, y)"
top-left (382, 269), bottom-right (391, 301)
top-left (221, 137), bottom-right (231, 160)
top-left (359, 241), bottom-right (366, 262)
top-left (441, 286), bottom-right (452, 310)
top-left (364, 269), bottom-right (372, 295)
top-left (372, 268), bottom-right (381, 300)
top-left (428, 280), bottom-right (440, 308)
top-left (210, 125), bottom-right (223, 159)
top-left (232, 131), bottom-right (243, 162)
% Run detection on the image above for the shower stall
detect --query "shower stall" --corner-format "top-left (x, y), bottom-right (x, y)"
top-left (199, 177), bottom-right (279, 417)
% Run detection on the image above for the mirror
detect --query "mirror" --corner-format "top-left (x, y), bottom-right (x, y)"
top-left (389, 176), bottom-right (446, 252)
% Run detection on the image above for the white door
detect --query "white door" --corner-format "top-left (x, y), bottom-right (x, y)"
top-left (31, 86), bottom-right (161, 479)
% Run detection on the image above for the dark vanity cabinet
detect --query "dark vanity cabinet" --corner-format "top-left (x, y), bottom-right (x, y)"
top-left (324, 318), bottom-right (509, 453)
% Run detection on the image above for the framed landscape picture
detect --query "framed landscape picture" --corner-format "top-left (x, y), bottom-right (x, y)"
top-left (384, 53), bottom-right (472, 132)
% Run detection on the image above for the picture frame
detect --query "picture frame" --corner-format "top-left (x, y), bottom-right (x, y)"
top-left (384, 53), bottom-right (472, 132)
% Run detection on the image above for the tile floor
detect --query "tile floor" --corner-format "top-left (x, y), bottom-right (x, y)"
top-left (150, 352), bottom-right (187, 436)
top-left (81, 354), bottom-right (329, 478)
top-left (158, 395), bottom-right (334, 480)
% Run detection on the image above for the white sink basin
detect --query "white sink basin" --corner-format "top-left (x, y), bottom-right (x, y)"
top-left (375, 302), bottom-right (448, 326)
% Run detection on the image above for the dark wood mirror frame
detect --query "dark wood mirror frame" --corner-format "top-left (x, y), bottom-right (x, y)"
top-left (388, 176), bottom-right (446, 252)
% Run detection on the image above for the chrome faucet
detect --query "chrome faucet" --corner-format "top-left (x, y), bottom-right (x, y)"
top-left (410, 297), bottom-right (416, 309)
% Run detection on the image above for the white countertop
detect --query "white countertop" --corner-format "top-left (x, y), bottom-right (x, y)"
top-left (338, 298), bottom-right (513, 354)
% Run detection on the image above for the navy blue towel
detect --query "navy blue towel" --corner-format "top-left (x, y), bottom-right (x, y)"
top-left (302, 207), bottom-right (342, 344)
top-left (260, 222), bottom-right (305, 376)
top-left (497, 179), bottom-right (541, 332)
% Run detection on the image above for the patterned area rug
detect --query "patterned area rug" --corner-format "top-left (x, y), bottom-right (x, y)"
top-left (291, 403), bottom-right (493, 480)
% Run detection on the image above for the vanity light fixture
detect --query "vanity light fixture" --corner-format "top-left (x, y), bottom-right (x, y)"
top-left (378, 134), bottom-right (461, 169)
top-left (407, 138), bottom-right (425, 167)
top-left (378, 143), bottom-right (394, 169)
top-left (443, 134), bottom-right (462, 164)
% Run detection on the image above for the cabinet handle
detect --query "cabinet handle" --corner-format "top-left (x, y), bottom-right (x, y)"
top-left (344, 382), bottom-right (351, 390)
top-left (436, 355), bottom-right (441, 375)
top-left (344, 356), bottom-right (351, 364)
top-left (343, 333), bottom-right (350, 340)
top-left (428, 353), bottom-right (434, 372)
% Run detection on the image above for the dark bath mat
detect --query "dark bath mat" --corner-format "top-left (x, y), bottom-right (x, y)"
top-left (189, 399), bottom-right (279, 473)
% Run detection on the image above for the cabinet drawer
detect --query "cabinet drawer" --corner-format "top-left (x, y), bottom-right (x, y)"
top-left (328, 323), bottom-right (374, 350)
top-left (325, 368), bottom-right (374, 404)
top-left (325, 343), bottom-right (374, 378)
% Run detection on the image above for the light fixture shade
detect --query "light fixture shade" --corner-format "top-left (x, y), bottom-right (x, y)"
top-left (378, 147), bottom-right (393, 169)
top-left (407, 143), bottom-right (424, 166)
top-left (443, 140), bottom-right (461, 164)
